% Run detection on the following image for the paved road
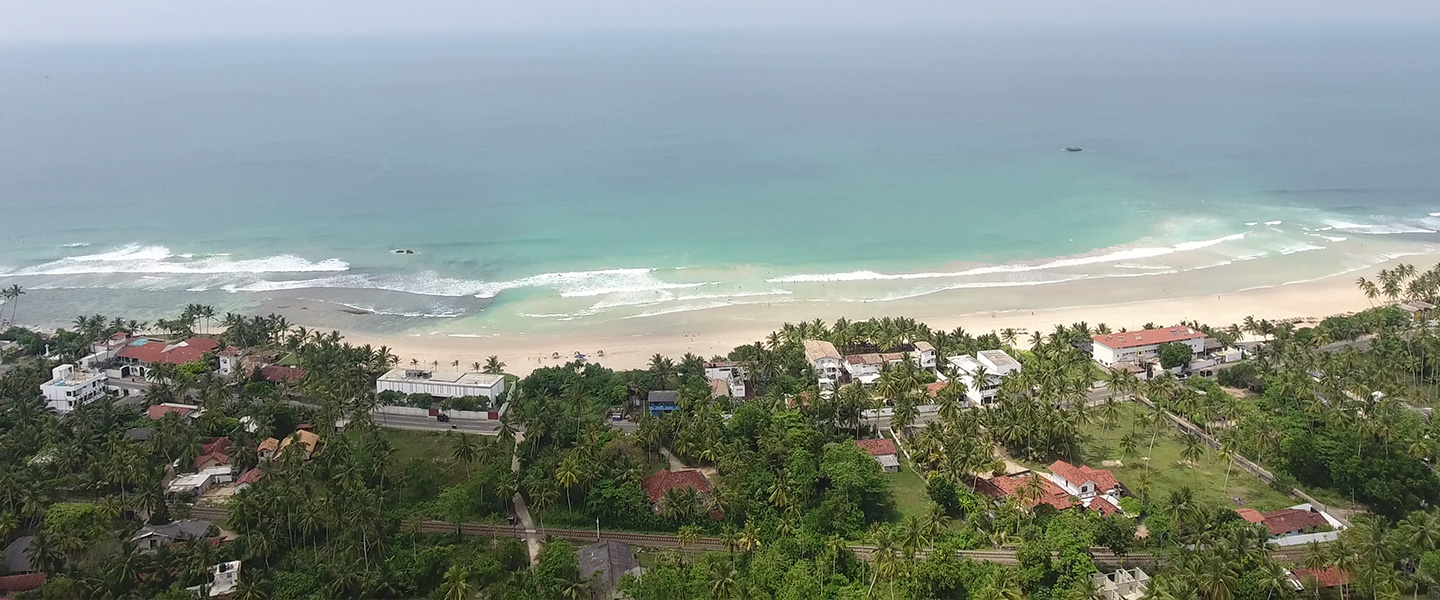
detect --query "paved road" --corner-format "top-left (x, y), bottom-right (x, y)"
top-left (367, 411), bottom-right (502, 436)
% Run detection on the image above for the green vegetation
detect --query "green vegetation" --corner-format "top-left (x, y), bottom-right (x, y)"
top-left (5, 263), bottom-right (1440, 600)
top-left (886, 466), bottom-right (932, 522)
top-left (1064, 402), bottom-right (1293, 512)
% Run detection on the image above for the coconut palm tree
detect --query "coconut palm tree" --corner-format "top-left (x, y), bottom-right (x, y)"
top-left (439, 565), bottom-right (471, 600)
top-left (2, 285), bottom-right (23, 325)
top-left (483, 355), bottom-right (506, 374)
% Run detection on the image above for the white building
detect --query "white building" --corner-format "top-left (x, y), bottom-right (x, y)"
top-left (911, 342), bottom-right (938, 371)
top-left (187, 561), bottom-right (242, 597)
top-left (41, 364), bottom-right (109, 414)
top-left (803, 340), bottom-right (844, 388)
top-left (1091, 568), bottom-right (1150, 600)
top-left (704, 362), bottom-right (747, 398)
top-left (376, 368), bottom-right (507, 401)
top-left (1091, 327), bottom-right (1207, 367)
top-left (844, 354), bottom-right (889, 384)
top-left (166, 465), bottom-right (235, 497)
top-left (217, 347), bottom-right (244, 376)
top-left (946, 349), bottom-right (1022, 405)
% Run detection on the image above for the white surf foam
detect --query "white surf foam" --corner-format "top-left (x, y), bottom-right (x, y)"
top-left (1279, 243), bottom-right (1326, 255)
top-left (768, 233), bottom-right (1246, 283)
top-left (1323, 219), bottom-right (1435, 235)
top-left (4, 244), bottom-right (350, 277)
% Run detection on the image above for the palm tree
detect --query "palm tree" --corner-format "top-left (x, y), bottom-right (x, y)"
top-left (2, 285), bottom-right (23, 325)
top-left (450, 433), bottom-right (478, 477)
top-left (1180, 433), bottom-right (1206, 466)
top-left (709, 564), bottom-right (740, 600)
top-left (439, 565), bottom-right (471, 600)
top-left (483, 355), bottom-right (506, 374)
top-left (555, 454), bottom-right (581, 511)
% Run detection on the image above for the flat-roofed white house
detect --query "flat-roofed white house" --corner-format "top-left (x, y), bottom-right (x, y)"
top-left (41, 364), bottom-right (108, 414)
top-left (1091, 568), bottom-right (1150, 600)
top-left (704, 361), bottom-right (748, 398)
top-left (1090, 327), bottom-right (1207, 367)
top-left (804, 341), bottom-right (844, 388)
top-left (947, 349), bottom-right (1022, 405)
top-left (376, 368), bottom-right (506, 401)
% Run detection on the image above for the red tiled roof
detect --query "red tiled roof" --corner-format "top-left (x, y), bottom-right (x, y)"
top-left (1089, 496), bottom-right (1120, 517)
top-left (976, 472), bottom-right (1075, 510)
top-left (1293, 567), bottom-right (1350, 589)
top-left (1049, 460), bottom-right (1121, 492)
top-left (236, 468), bottom-right (263, 486)
top-left (201, 438), bottom-right (232, 455)
top-left (193, 452), bottom-right (231, 470)
top-left (0, 573), bottom-right (46, 592)
top-left (146, 404), bottom-right (198, 420)
top-left (1257, 508), bottom-right (1328, 537)
top-left (257, 438), bottom-right (280, 454)
top-left (260, 365), bottom-right (307, 383)
top-left (219, 346), bottom-right (241, 357)
top-left (1235, 508), bottom-right (1264, 523)
top-left (117, 337), bottom-right (220, 365)
top-left (641, 469), bottom-right (711, 503)
top-left (855, 438), bottom-right (898, 457)
top-left (1092, 327), bottom-right (1205, 350)
top-left (925, 382), bottom-right (946, 398)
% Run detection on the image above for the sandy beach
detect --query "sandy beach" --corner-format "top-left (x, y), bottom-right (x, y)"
top-left (337, 255), bottom-right (1413, 378)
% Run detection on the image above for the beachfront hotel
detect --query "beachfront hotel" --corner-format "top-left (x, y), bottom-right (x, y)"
top-left (1089, 327), bottom-right (1207, 367)
top-left (375, 367), bottom-right (506, 401)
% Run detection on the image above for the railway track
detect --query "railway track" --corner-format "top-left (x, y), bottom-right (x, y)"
top-left (187, 505), bottom-right (1310, 566)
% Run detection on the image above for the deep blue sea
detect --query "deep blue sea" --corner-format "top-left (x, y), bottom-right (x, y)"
top-left (2, 27), bottom-right (1439, 334)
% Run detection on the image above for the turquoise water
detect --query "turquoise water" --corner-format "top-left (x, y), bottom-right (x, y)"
top-left (2, 28), bottom-right (1439, 332)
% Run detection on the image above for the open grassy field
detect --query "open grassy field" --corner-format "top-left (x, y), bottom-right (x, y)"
top-left (380, 428), bottom-right (469, 485)
top-left (1031, 402), bottom-right (1294, 512)
top-left (886, 464), bottom-right (932, 522)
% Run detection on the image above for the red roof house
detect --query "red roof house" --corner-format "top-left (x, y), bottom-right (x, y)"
top-left (146, 403), bottom-right (200, 420)
top-left (974, 472), bottom-right (1076, 510)
top-left (193, 451), bottom-right (231, 470)
top-left (641, 469), bottom-right (711, 504)
top-left (1235, 508), bottom-right (1264, 523)
top-left (259, 365), bottom-right (307, 383)
top-left (1091, 327), bottom-right (1206, 350)
top-left (1048, 460), bottom-right (1122, 498)
top-left (117, 337), bottom-right (220, 365)
top-left (0, 573), bottom-right (46, 593)
top-left (236, 468), bottom-right (264, 488)
top-left (1242, 507), bottom-right (1329, 537)
top-left (855, 438), bottom-right (898, 457)
top-left (1089, 496), bottom-right (1120, 517)
top-left (1292, 567), bottom-right (1350, 589)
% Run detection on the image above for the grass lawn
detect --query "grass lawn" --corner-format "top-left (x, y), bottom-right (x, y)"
top-left (887, 465), bottom-right (932, 522)
top-left (379, 428), bottom-right (469, 485)
top-left (1038, 403), bottom-right (1294, 512)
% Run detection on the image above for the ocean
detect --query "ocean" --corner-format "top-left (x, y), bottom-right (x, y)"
top-left (2, 26), bottom-right (1440, 336)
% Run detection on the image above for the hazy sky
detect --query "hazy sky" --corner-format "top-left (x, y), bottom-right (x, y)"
top-left (6, 0), bottom-right (1440, 43)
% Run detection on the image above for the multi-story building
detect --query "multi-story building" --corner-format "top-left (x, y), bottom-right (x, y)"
top-left (1090, 327), bottom-right (1207, 367)
top-left (40, 364), bottom-right (108, 414)
top-left (375, 368), bottom-right (506, 401)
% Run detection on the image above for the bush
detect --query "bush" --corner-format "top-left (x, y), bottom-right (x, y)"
top-left (1217, 361), bottom-right (1266, 393)
top-left (1159, 343), bottom-right (1193, 370)
top-left (1118, 497), bottom-right (1142, 515)
top-left (1267, 471), bottom-right (1298, 494)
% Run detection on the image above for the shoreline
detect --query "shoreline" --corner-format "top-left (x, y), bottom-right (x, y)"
top-left (339, 258), bottom-right (1396, 378)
